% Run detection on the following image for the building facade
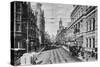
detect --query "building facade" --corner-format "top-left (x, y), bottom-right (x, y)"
top-left (11, 1), bottom-right (28, 65)
top-left (84, 6), bottom-right (97, 52)
top-left (35, 3), bottom-right (45, 48)
top-left (11, 1), bottom-right (45, 65)
top-left (56, 18), bottom-right (65, 45)
top-left (70, 5), bottom-right (97, 52)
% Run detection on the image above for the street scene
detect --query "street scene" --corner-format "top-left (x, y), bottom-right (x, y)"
top-left (11, 1), bottom-right (98, 66)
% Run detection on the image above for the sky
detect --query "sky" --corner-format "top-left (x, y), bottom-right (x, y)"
top-left (31, 2), bottom-right (73, 37)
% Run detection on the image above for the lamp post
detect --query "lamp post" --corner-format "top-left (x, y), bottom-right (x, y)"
top-left (26, 22), bottom-right (29, 53)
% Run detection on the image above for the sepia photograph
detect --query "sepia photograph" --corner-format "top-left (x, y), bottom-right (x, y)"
top-left (10, 1), bottom-right (98, 66)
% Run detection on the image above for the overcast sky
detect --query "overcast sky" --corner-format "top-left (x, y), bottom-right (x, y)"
top-left (31, 2), bottom-right (73, 37)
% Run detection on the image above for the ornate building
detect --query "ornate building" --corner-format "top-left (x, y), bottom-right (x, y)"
top-left (35, 3), bottom-right (45, 49)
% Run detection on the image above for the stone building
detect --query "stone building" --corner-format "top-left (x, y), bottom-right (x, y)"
top-left (70, 5), bottom-right (97, 52)
top-left (84, 6), bottom-right (97, 52)
top-left (11, 1), bottom-right (41, 65)
top-left (70, 5), bottom-right (87, 47)
top-left (35, 3), bottom-right (45, 48)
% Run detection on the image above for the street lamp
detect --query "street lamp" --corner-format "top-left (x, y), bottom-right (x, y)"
top-left (26, 22), bottom-right (29, 53)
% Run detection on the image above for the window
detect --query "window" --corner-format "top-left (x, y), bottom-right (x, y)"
top-left (89, 20), bottom-right (91, 31)
top-left (93, 18), bottom-right (95, 31)
top-left (16, 23), bottom-right (21, 31)
top-left (87, 22), bottom-right (88, 31)
top-left (76, 24), bottom-right (78, 29)
top-left (18, 41), bottom-right (22, 48)
top-left (89, 38), bottom-right (91, 48)
top-left (87, 18), bottom-right (95, 32)
top-left (93, 37), bottom-right (95, 48)
top-left (86, 38), bottom-right (88, 48)
top-left (87, 19), bottom-right (93, 32)
top-left (90, 18), bottom-right (95, 31)
top-left (88, 21), bottom-right (90, 31)
top-left (91, 19), bottom-right (93, 31)
top-left (16, 14), bottom-right (21, 21)
top-left (78, 22), bottom-right (80, 29)
top-left (77, 22), bottom-right (80, 32)
top-left (86, 37), bottom-right (95, 48)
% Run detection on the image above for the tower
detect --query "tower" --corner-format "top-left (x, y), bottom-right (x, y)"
top-left (59, 18), bottom-right (63, 31)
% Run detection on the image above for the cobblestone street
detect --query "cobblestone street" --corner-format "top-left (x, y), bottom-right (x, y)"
top-left (35, 45), bottom-right (82, 64)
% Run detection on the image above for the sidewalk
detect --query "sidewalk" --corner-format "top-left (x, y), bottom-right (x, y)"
top-left (62, 46), bottom-right (97, 62)
top-left (77, 53), bottom-right (97, 62)
top-left (62, 46), bottom-right (84, 61)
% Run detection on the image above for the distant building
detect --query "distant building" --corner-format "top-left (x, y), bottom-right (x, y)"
top-left (56, 18), bottom-right (65, 45)
top-left (57, 18), bottom-right (64, 34)
top-left (35, 3), bottom-right (45, 48)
